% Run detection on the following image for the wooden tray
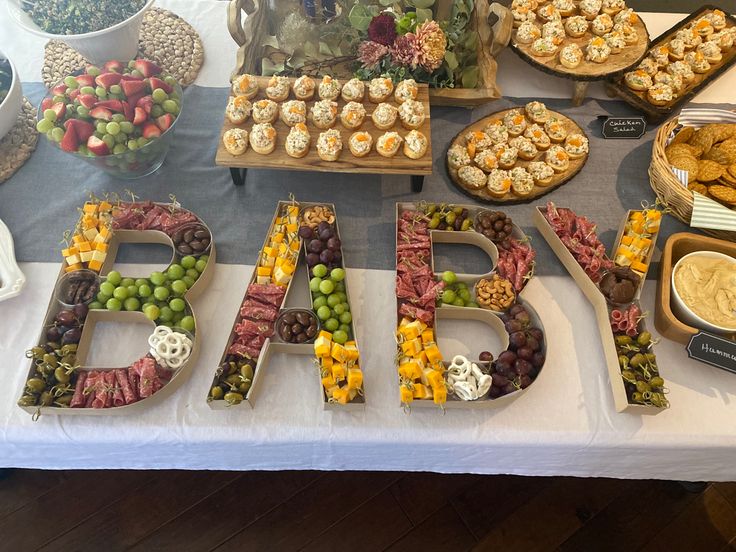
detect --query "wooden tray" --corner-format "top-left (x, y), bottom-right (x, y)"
top-left (447, 107), bottom-right (588, 204)
top-left (607, 5), bottom-right (736, 119)
top-left (510, 5), bottom-right (649, 81)
top-left (655, 232), bottom-right (736, 345)
top-left (215, 76), bottom-right (432, 175)
top-left (533, 206), bottom-right (665, 415)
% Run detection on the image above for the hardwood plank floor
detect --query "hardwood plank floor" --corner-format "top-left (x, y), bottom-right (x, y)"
top-left (0, 469), bottom-right (733, 552)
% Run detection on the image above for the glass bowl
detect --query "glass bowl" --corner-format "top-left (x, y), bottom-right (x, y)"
top-left (55, 269), bottom-right (101, 308)
top-left (38, 80), bottom-right (183, 179)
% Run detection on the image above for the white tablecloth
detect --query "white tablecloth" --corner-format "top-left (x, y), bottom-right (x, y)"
top-left (2, 1), bottom-right (736, 479)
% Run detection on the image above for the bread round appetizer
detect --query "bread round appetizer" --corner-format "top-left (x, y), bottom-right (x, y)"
top-left (705, 9), bottom-right (727, 31)
top-left (586, 36), bottom-right (611, 63)
top-left (510, 136), bottom-right (538, 161)
top-left (693, 18), bottom-right (714, 38)
top-left (708, 30), bottom-right (735, 50)
top-left (510, 167), bottom-right (535, 197)
top-left (667, 60), bottom-right (695, 83)
top-left (252, 99), bottom-right (278, 124)
top-left (318, 75), bottom-right (341, 100)
top-left (394, 79), bottom-right (419, 104)
top-left (525, 101), bottom-right (548, 125)
top-left (250, 123), bottom-right (276, 155)
top-left (564, 133), bottom-right (589, 159)
top-left (685, 50), bottom-right (711, 73)
top-left (613, 22), bottom-right (639, 45)
top-left (512, 6), bottom-right (537, 28)
top-left (559, 43), bottom-right (583, 69)
top-left (340, 78), bottom-right (365, 102)
top-left (552, 0), bottom-right (575, 17)
top-left (371, 102), bottom-right (398, 131)
top-left (524, 124), bottom-right (551, 150)
top-left (515, 21), bottom-right (541, 44)
top-left (601, 0), bottom-right (625, 16)
top-left (512, 0), bottom-right (539, 9)
top-left (537, 4), bottom-right (561, 23)
top-left (614, 8), bottom-right (638, 26)
top-left (604, 31), bottom-right (626, 54)
top-left (504, 109), bottom-right (528, 136)
top-left (265, 76), bottom-right (290, 102)
top-left (530, 37), bottom-right (558, 57)
top-left (647, 83), bottom-right (674, 106)
top-left (465, 130), bottom-right (494, 156)
top-left (231, 74), bottom-right (259, 99)
top-left (591, 13), bottom-right (613, 36)
top-left (624, 69), bottom-right (653, 91)
top-left (348, 131), bottom-right (373, 158)
top-left (458, 165), bottom-right (488, 191)
top-left (697, 41), bottom-right (723, 63)
top-left (493, 143), bottom-right (519, 169)
top-left (565, 16), bottom-right (589, 38)
top-left (280, 100), bottom-right (307, 127)
top-left (403, 130), bottom-right (428, 159)
top-left (579, 0), bottom-right (602, 20)
top-left (311, 100), bottom-right (338, 129)
top-left (474, 149), bottom-right (499, 173)
top-left (368, 77), bottom-right (394, 103)
top-left (222, 128), bottom-right (249, 156)
top-left (285, 123), bottom-right (311, 159)
top-left (636, 57), bottom-right (659, 76)
top-left (376, 131), bottom-right (402, 158)
top-left (542, 21), bottom-right (566, 45)
top-left (544, 118), bottom-right (568, 142)
top-left (398, 99), bottom-right (426, 130)
top-left (527, 161), bottom-right (555, 186)
top-left (447, 144), bottom-right (472, 170)
top-left (485, 120), bottom-right (510, 145)
top-left (316, 129), bottom-right (342, 161)
top-left (293, 75), bottom-right (316, 100)
top-left (668, 38), bottom-right (686, 61)
top-left (340, 102), bottom-right (366, 130)
top-left (650, 45), bottom-right (670, 67)
top-left (675, 28), bottom-right (702, 50)
top-left (654, 71), bottom-right (683, 93)
top-left (487, 169), bottom-right (512, 198)
top-left (545, 145), bottom-right (570, 172)
top-left (225, 95), bottom-right (252, 124)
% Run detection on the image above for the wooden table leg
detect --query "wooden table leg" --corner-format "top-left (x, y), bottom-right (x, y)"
top-left (230, 167), bottom-right (246, 186)
top-left (572, 81), bottom-right (589, 107)
top-left (411, 175), bottom-right (424, 193)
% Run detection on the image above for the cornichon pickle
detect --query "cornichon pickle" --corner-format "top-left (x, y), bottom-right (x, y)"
top-left (225, 374), bottom-right (242, 386)
top-left (621, 369), bottom-right (636, 383)
top-left (238, 382), bottom-right (251, 394)
top-left (618, 355), bottom-right (630, 369)
top-left (42, 354), bottom-right (58, 368)
top-left (636, 381), bottom-right (651, 393)
top-left (631, 391), bottom-right (644, 403)
top-left (224, 392), bottom-right (243, 405)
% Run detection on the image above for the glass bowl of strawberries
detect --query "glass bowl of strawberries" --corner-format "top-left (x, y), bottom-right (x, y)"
top-left (37, 58), bottom-right (183, 179)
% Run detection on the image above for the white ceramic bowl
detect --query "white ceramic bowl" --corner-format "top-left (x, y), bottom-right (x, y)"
top-left (7, 0), bottom-right (155, 65)
top-left (0, 51), bottom-right (22, 141)
top-left (671, 250), bottom-right (736, 334)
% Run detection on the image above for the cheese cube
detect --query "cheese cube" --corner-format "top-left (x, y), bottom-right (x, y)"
top-left (433, 386), bottom-right (447, 405)
top-left (83, 227), bottom-right (99, 241)
top-left (65, 254), bottom-right (81, 266)
top-left (332, 363), bottom-right (346, 382)
top-left (314, 335), bottom-right (332, 357)
top-left (77, 241), bottom-right (91, 252)
top-left (426, 370), bottom-right (445, 390)
top-left (72, 234), bottom-right (85, 245)
top-left (97, 226), bottom-right (110, 241)
top-left (290, 239), bottom-right (300, 252)
top-left (332, 387), bottom-right (350, 404)
top-left (400, 338), bottom-right (422, 357)
top-left (64, 263), bottom-right (82, 273)
top-left (285, 223), bottom-right (298, 234)
top-left (83, 202), bottom-right (98, 214)
top-left (424, 343), bottom-right (442, 365)
top-left (79, 250), bottom-right (93, 263)
top-left (61, 246), bottom-right (79, 257)
top-left (398, 361), bottom-right (418, 381)
top-left (257, 266), bottom-right (272, 277)
top-left (413, 383), bottom-right (431, 399)
top-left (631, 260), bottom-right (648, 273)
top-left (98, 200), bottom-right (112, 212)
top-left (399, 320), bottom-right (423, 341)
top-left (421, 329), bottom-right (435, 344)
top-left (91, 250), bottom-right (106, 264)
top-left (400, 385), bottom-right (414, 404)
top-left (347, 368), bottom-right (363, 390)
top-left (256, 275), bottom-right (270, 285)
top-left (94, 242), bottom-right (108, 252)
top-left (321, 356), bottom-right (333, 371)
top-left (286, 205), bottom-right (299, 217)
top-left (331, 343), bottom-right (348, 363)
top-left (82, 215), bottom-right (98, 230)
top-left (272, 266), bottom-right (292, 286)
top-left (271, 232), bottom-right (284, 244)
top-left (321, 373), bottom-right (335, 389)
top-left (88, 259), bottom-right (103, 272)
top-left (344, 341), bottom-right (359, 363)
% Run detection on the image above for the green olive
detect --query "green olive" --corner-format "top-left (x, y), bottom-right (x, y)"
top-left (47, 341), bottom-right (61, 351)
top-left (210, 386), bottom-right (224, 400)
top-left (224, 392), bottom-right (243, 405)
top-left (645, 353), bottom-right (657, 364)
top-left (428, 215), bottom-right (440, 229)
top-left (29, 346), bottom-right (46, 359)
top-left (241, 364), bottom-right (254, 381)
top-left (636, 381), bottom-right (651, 393)
top-left (630, 353), bottom-right (646, 368)
top-left (637, 331), bottom-right (652, 346)
top-left (444, 226), bottom-right (454, 232)
top-left (61, 355), bottom-right (76, 366)
top-left (26, 377), bottom-right (46, 393)
top-left (60, 344), bottom-right (77, 355)
top-left (226, 361), bottom-right (238, 375)
top-left (17, 394), bottom-right (37, 407)
top-left (54, 367), bottom-right (71, 384)
top-left (618, 355), bottom-right (630, 368)
top-left (621, 369), bottom-right (636, 383)
top-left (461, 218), bottom-right (472, 231)
top-left (55, 394), bottom-right (72, 407)
top-left (615, 335), bottom-right (633, 346)
top-left (445, 212), bottom-right (457, 225)
top-left (225, 374), bottom-right (242, 386)
top-left (425, 203), bottom-right (437, 215)
top-left (649, 376), bottom-right (664, 388)
top-left (238, 381), bottom-right (251, 394)
top-left (42, 353), bottom-right (58, 368)
top-left (39, 391), bottom-right (54, 406)
top-left (631, 391), bottom-right (644, 403)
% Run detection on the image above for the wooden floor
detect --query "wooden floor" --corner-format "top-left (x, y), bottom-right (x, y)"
top-left (2, 470), bottom-right (736, 551)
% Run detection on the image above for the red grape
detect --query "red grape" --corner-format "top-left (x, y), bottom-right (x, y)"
top-left (308, 239), bottom-right (322, 253)
top-left (532, 352), bottom-right (545, 369)
top-left (517, 346), bottom-right (534, 361)
top-left (519, 375), bottom-right (532, 388)
top-left (489, 386), bottom-right (502, 398)
top-left (505, 319), bottom-right (522, 333)
top-left (502, 382), bottom-right (517, 395)
top-left (514, 359), bottom-right (532, 375)
top-left (479, 351), bottom-right (493, 362)
top-left (528, 327), bottom-right (544, 343)
top-left (509, 331), bottom-right (527, 349)
top-left (525, 335), bottom-right (540, 352)
top-left (498, 350), bottom-right (517, 364)
top-left (298, 226), bottom-right (314, 239)
top-left (509, 304), bottom-right (525, 317)
top-left (491, 373), bottom-right (509, 387)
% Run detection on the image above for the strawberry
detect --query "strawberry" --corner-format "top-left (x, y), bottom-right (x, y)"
top-left (148, 77), bottom-right (172, 94)
top-left (40, 98), bottom-right (53, 111)
top-left (103, 60), bottom-right (124, 73)
top-left (95, 72), bottom-right (122, 89)
top-left (78, 94), bottom-right (97, 109)
top-left (156, 113), bottom-right (175, 132)
top-left (119, 74), bottom-right (144, 82)
top-left (65, 119), bottom-right (94, 142)
top-left (76, 74), bottom-right (95, 88)
top-left (89, 107), bottom-right (113, 121)
top-left (132, 107), bottom-right (147, 126)
top-left (126, 93), bottom-right (144, 109)
top-left (51, 102), bottom-right (66, 120)
top-left (121, 101), bottom-right (134, 122)
top-left (142, 121), bottom-right (161, 139)
top-left (94, 99), bottom-right (124, 112)
top-left (136, 95), bottom-right (154, 114)
top-left (120, 79), bottom-right (146, 98)
top-left (87, 135), bottom-right (110, 156)
top-left (68, 88), bottom-right (80, 101)
top-left (51, 83), bottom-right (67, 96)
top-left (60, 125), bottom-right (79, 152)
top-left (133, 59), bottom-right (162, 78)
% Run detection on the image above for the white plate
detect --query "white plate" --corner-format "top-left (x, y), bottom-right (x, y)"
top-left (0, 217), bottom-right (25, 302)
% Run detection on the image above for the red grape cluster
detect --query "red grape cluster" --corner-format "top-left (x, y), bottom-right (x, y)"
top-left (300, 221), bottom-right (343, 272)
top-left (46, 304), bottom-right (88, 346)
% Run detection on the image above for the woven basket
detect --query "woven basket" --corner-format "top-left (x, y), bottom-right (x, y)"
top-left (648, 115), bottom-right (736, 242)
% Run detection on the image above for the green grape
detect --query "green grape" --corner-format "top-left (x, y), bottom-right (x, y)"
top-left (185, 268), bottom-right (199, 280)
top-left (313, 296), bottom-right (328, 309)
top-left (36, 119), bottom-right (54, 133)
top-left (338, 324), bottom-right (351, 335)
top-left (158, 306), bottom-right (174, 322)
top-left (327, 294), bottom-right (341, 308)
top-left (88, 301), bottom-right (103, 310)
top-left (167, 264), bottom-right (185, 280)
top-left (95, 86), bottom-right (107, 98)
top-left (334, 281), bottom-right (345, 292)
top-left (182, 276), bottom-right (196, 289)
top-left (336, 292), bottom-right (347, 303)
top-left (324, 318), bottom-right (339, 332)
top-left (453, 298), bottom-right (465, 307)
top-left (111, 113), bottom-right (125, 123)
top-left (150, 271), bottom-right (166, 285)
top-left (77, 106), bottom-right (89, 118)
top-left (120, 121), bottom-right (134, 134)
top-left (113, 144), bottom-right (127, 155)
top-left (339, 312), bottom-right (352, 325)
top-left (96, 292), bottom-right (111, 304)
top-left (134, 278), bottom-right (148, 287)
top-left (144, 304), bottom-right (160, 321)
top-left (181, 256), bottom-right (196, 269)
top-left (195, 259), bottom-right (207, 273)
top-left (80, 86), bottom-right (96, 95)
top-left (169, 298), bottom-right (185, 312)
top-left (99, 281), bottom-right (115, 296)
top-left (330, 268), bottom-right (345, 282)
top-left (333, 303), bottom-right (345, 316)
top-left (179, 316), bottom-right (195, 332)
top-left (96, 121), bottom-right (108, 134)
top-left (442, 271), bottom-right (457, 285)
top-left (441, 290), bottom-right (456, 304)
top-left (87, 66), bottom-right (101, 76)
top-left (137, 137), bottom-right (149, 148)
top-left (112, 286), bottom-right (129, 301)
top-left (309, 277), bottom-right (322, 293)
top-left (127, 140), bottom-right (139, 151)
top-left (458, 288), bottom-right (471, 302)
top-left (124, 297), bottom-right (141, 311)
top-left (317, 305), bottom-right (331, 321)
top-left (171, 280), bottom-right (187, 295)
top-left (199, 255), bottom-right (210, 263)
top-left (120, 277), bottom-right (135, 287)
top-left (152, 88), bottom-right (168, 103)
top-left (154, 286), bottom-right (170, 301)
top-left (319, 280), bottom-right (335, 295)
top-left (102, 134), bottom-right (115, 149)
top-left (162, 100), bottom-right (179, 114)
top-left (332, 330), bottom-right (348, 345)
top-left (109, 84), bottom-right (122, 95)
top-left (126, 284), bottom-right (138, 297)
top-left (312, 264), bottom-right (328, 278)
top-left (151, 105), bottom-right (164, 118)
top-left (43, 108), bottom-right (57, 122)
top-left (51, 127), bottom-right (64, 142)
top-left (106, 298), bottom-right (122, 311)
top-left (106, 122), bottom-right (120, 136)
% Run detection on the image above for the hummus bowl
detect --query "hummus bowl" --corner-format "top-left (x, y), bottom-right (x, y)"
top-left (671, 250), bottom-right (736, 334)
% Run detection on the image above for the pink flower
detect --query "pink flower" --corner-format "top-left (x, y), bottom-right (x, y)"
top-left (390, 35), bottom-right (420, 68)
top-left (414, 20), bottom-right (447, 72)
top-left (368, 13), bottom-right (397, 46)
top-left (358, 40), bottom-right (389, 70)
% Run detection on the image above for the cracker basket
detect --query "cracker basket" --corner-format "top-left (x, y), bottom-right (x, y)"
top-left (648, 114), bottom-right (736, 242)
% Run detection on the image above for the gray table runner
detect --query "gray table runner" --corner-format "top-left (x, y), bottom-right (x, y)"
top-left (0, 83), bottom-right (695, 277)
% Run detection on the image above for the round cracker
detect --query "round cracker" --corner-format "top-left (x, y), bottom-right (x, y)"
top-left (671, 126), bottom-right (694, 145)
top-left (708, 184), bottom-right (736, 205)
top-left (688, 181), bottom-right (709, 195)
top-left (670, 154), bottom-right (700, 181)
top-left (666, 143), bottom-right (701, 159)
top-left (698, 159), bottom-right (724, 181)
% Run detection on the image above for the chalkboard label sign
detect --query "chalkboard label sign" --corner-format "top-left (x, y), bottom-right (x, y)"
top-left (601, 117), bottom-right (647, 139)
top-left (686, 331), bottom-right (736, 374)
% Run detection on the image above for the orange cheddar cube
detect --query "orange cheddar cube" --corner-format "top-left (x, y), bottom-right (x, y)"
top-left (88, 259), bottom-right (103, 272)
top-left (400, 385), bottom-right (414, 404)
top-left (347, 368), bottom-right (363, 390)
top-left (433, 386), bottom-right (447, 405)
top-left (64, 263), bottom-right (82, 273)
top-left (83, 202), bottom-right (98, 214)
top-left (77, 241), bottom-right (91, 252)
top-left (426, 370), bottom-right (445, 390)
top-left (424, 343), bottom-right (442, 365)
top-left (332, 387), bottom-right (350, 404)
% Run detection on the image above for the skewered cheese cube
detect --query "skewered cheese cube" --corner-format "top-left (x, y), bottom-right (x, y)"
top-left (344, 341), bottom-right (359, 362)
top-left (72, 234), bottom-right (85, 245)
top-left (399, 360), bottom-right (420, 381)
top-left (83, 227), bottom-right (99, 241)
top-left (332, 387), bottom-right (350, 404)
top-left (82, 215), bottom-right (98, 230)
top-left (421, 329), bottom-right (435, 344)
top-left (314, 334), bottom-right (332, 357)
top-left (94, 242), bottom-right (108, 252)
top-left (433, 386), bottom-right (447, 404)
top-left (98, 201), bottom-right (112, 211)
top-left (64, 263), bottom-right (82, 273)
top-left (88, 260), bottom-right (103, 272)
top-left (83, 202), bottom-right (98, 214)
top-left (290, 239), bottom-right (300, 252)
top-left (331, 343), bottom-right (348, 363)
top-left (271, 232), bottom-right (284, 244)
top-left (321, 373), bottom-right (336, 389)
top-left (65, 254), bottom-right (81, 266)
top-left (413, 383), bottom-right (431, 399)
top-left (400, 385), bottom-right (414, 404)
top-left (424, 343), bottom-right (442, 365)
top-left (95, 226), bottom-right (110, 242)
top-left (631, 260), bottom-right (648, 273)
top-left (79, 250), bottom-right (93, 263)
top-left (322, 356), bottom-right (333, 371)
top-left (426, 369), bottom-right (445, 390)
top-left (77, 241), bottom-right (91, 252)
top-left (332, 363), bottom-right (346, 381)
top-left (347, 368), bottom-right (363, 390)
top-left (91, 250), bottom-right (106, 264)
top-left (401, 338), bottom-right (422, 357)
top-left (399, 319), bottom-right (423, 341)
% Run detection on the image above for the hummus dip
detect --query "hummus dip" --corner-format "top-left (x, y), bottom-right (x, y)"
top-left (674, 255), bottom-right (736, 330)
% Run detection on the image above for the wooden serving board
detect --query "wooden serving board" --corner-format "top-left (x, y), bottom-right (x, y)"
top-left (509, 3), bottom-right (649, 81)
top-left (215, 76), bottom-right (432, 175)
top-left (447, 108), bottom-right (588, 204)
top-left (607, 5), bottom-right (736, 119)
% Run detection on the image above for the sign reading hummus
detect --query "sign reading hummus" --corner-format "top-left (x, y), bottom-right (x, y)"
top-left (674, 254), bottom-right (736, 330)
